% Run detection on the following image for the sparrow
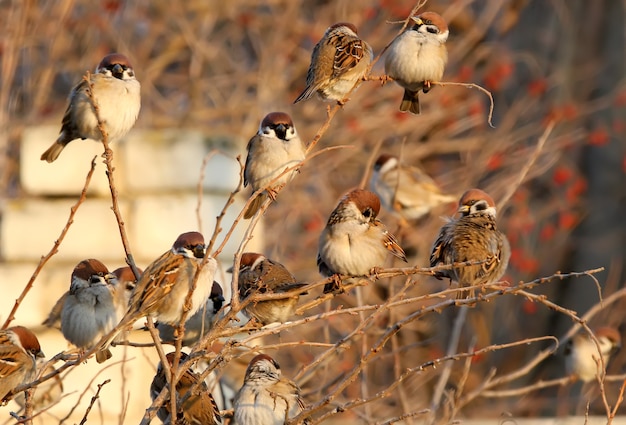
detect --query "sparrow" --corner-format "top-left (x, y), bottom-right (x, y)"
top-left (384, 12), bottom-right (449, 114)
top-left (229, 253), bottom-right (308, 325)
top-left (102, 232), bottom-right (218, 353)
top-left (243, 112), bottom-right (306, 219)
top-left (565, 327), bottom-right (622, 382)
top-left (293, 22), bottom-right (373, 105)
top-left (0, 326), bottom-right (45, 401)
top-left (430, 188), bottom-right (511, 300)
top-left (41, 53), bottom-right (141, 162)
top-left (370, 154), bottom-right (456, 222)
top-left (156, 281), bottom-right (225, 346)
top-left (150, 351), bottom-right (222, 425)
top-left (60, 259), bottom-right (131, 363)
top-left (234, 354), bottom-right (309, 425)
top-left (317, 189), bottom-right (407, 293)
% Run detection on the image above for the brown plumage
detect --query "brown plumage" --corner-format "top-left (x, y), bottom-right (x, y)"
top-left (430, 189), bottom-right (510, 300)
top-left (150, 352), bottom-right (221, 425)
top-left (0, 326), bottom-right (45, 401)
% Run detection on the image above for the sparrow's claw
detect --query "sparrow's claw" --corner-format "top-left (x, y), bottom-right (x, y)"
top-left (323, 274), bottom-right (344, 294)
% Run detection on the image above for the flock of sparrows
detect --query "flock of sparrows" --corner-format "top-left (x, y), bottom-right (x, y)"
top-left (0, 10), bottom-right (619, 425)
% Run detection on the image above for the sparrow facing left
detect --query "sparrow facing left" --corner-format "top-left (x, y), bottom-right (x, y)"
top-left (41, 53), bottom-right (141, 162)
top-left (370, 154), bottom-right (456, 222)
top-left (243, 112), bottom-right (306, 219)
top-left (150, 352), bottom-right (222, 425)
top-left (234, 354), bottom-right (309, 425)
top-left (294, 22), bottom-right (373, 105)
top-left (430, 189), bottom-right (510, 300)
top-left (565, 327), bottom-right (621, 382)
top-left (0, 326), bottom-right (45, 401)
top-left (60, 259), bottom-right (129, 363)
top-left (384, 12), bottom-right (449, 114)
top-left (318, 189), bottom-right (407, 292)
top-left (230, 253), bottom-right (308, 325)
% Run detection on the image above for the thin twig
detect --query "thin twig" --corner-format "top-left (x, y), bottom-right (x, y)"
top-left (79, 379), bottom-right (111, 425)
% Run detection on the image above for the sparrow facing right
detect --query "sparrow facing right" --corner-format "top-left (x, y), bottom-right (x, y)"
top-left (243, 112), bottom-right (306, 219)
top-left (41, 53), bottom-right (141, 162)
top-left (384, 12), bottom-right (449, 114)
top-left (294, 22), bottom-right (373, 105)
top-left (370, 154), bottom-right (456, 222)
top-left (430, 189), bottom-right (510, 300)
top-left (565, 327), bottom-right (622, 382)
top-left (230, 253), bottom-right (308, 325)
top-left (234, 354), bottom-right (309, 425)
top-left (0, 326), bottom-right (45, 401)
top-left (317, 189), bottom-right (407, 292)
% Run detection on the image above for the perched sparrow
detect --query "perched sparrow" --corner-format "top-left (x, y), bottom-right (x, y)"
top-left (157, 281), bottom-right (225, 346)
top-left (41, 53), bottom-right (141, 162)
top-left (318, 189), bottom-right (407, 292)
top-left (430, 188), bottom-right (510, 300)
top-left (229, 253), bottom-right (308, 325)
top-left (384, 12), bottom-right (448, 114)
top-left (565, 327), bottom-right (621, 382)
top-left (0, 326), bottom-right (45, 401)
top-left (370, 154), bottom-right (456, 221)
top-left (294, 22), bottom-right (373, 104)
top-left (243, 112), bottom-right (306, 219)
top-left (234, 354), bottom-right (309, 425)
top-left (150, 352), bottom-right (221, 425)
top-left (102, 232), bottom-right (218, 353)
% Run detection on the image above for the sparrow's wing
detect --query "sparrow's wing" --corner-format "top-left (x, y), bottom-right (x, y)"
top-left (375, 221), bottom-right (407, 262)
top-left (331, 32), bottom-right (368, 80)
top-left (0, 332), bottom-right (27, 380)
top-left (429, 218), bottom-right (456, 279)
top-left (58, 79), bottom-right (91, 144)
top-left (42, 291), bottom-right (69, 328)
top-left (243, 134), bottom-right (259, 188)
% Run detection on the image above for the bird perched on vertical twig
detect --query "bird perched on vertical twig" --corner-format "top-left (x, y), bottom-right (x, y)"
top-left (565, 327), bottom-right (621, 382)
top-left (384, 12), bottom-right (449, 114)
top-left (234, 354), bottom-right (309, 425)
top-left (0, 326), bottom-right (44, 401)
top-left (318, 189), bottom-right (407, 293)
top-left (430, 189), bottom-right (510, 300)
top-left (370, 154), bottom-right (456, 222)
top-left (243, 112), bottom-right (306, 219)
top-left (41, 53), bottom-right (141, 162)
top-left (150, 351), bottom-right (222, 425)
top-left (229, 253), bottom-right (307, 325)
top-left (294, 22), bottom-right (373, 105)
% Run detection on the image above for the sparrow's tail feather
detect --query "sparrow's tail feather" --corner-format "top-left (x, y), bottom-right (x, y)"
top-left (96, 348), bottom-right (113, 363)
top-left (399, 89), bottom-right (420, 115)
top-left (40, 141), bottom-right (65, 163)
top-left (293, 85), bottom-right (315, 104)
top-left (243, 194), bottom-right (265, 219)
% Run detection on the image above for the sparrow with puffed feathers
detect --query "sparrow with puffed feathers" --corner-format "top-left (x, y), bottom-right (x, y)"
top-left (229, 253), bottom-right (308, 325)
top-left (234, 354), bottom-right (309, 425)
top-left (430, 188), bottom-right (510, 300)
top-left (370, 154), bottom-right (456, 222)
top-left (60, 259), bottom-right (130, 363)
top-left (565, 327), bottom-right (622, 382)
top-left (384, 12), bottom-right (448, 114)
top-left (243, 112), bottom-right (306, 219)
top-left (318, 189), bottom-right (407, 293)
top-left (101, 232), bottom-right (218, 356)
top-left (41, 53), bottom-right (141, 162)
top-left (150, 352), bottom-right (222, 425)
top-left (0, 326), bottom-right (45, 401)
top-left (294, 22), bottom-right (373, 105)
top-left (156, 281), bottom-right (225, 346)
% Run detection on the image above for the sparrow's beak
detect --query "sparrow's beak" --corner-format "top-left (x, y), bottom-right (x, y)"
top-left (36, 349), bottom-right (46, 359)
top-left (112, 63), bottom-right (124, 77)
top-left (410, 16), bottom-right (423, 25)
top-left (226, 266), bottom-right (234, 273)
top-left (275, 124), bottom-right (287, 140)
top-left (457, 205), bottom-right (470, 215)
top-left (193, 244), bottom-right (206, 259)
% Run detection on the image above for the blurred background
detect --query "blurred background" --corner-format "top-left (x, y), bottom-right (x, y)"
top-left (0, 0), bottom-right (624, 423)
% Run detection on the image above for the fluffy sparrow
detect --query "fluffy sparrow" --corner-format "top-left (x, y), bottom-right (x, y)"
top-left (229, 253), bottom-right (308, 325)
top-left (384, 12), bottom-right (448, 114)
top-left (60, 259), bottom-right (131, 363)
top-left (150, 352), bottom-right (221, 425)
top-left (318, 189), bottom-right (407, 292)
top-left (234, 354), bottom-right (309, 425)
top-left (0, 326), bottom-right (45, 401)
top-left (156, 281), bottom-right (225, 346)
top-left (370, 154), bottom-right (456, 222)
top-left (430, 188), bottom-right (510, 300)
top-left (243, 112), bottom-right (306, 219)
top-left (103, 232), bottom-right (218, 353)
top-left (41, 53), bottom-right (141, 162)
top-left (294, 22), bottom-right (373, 105)
top-left (565, 327), bottom-right (621, 382)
